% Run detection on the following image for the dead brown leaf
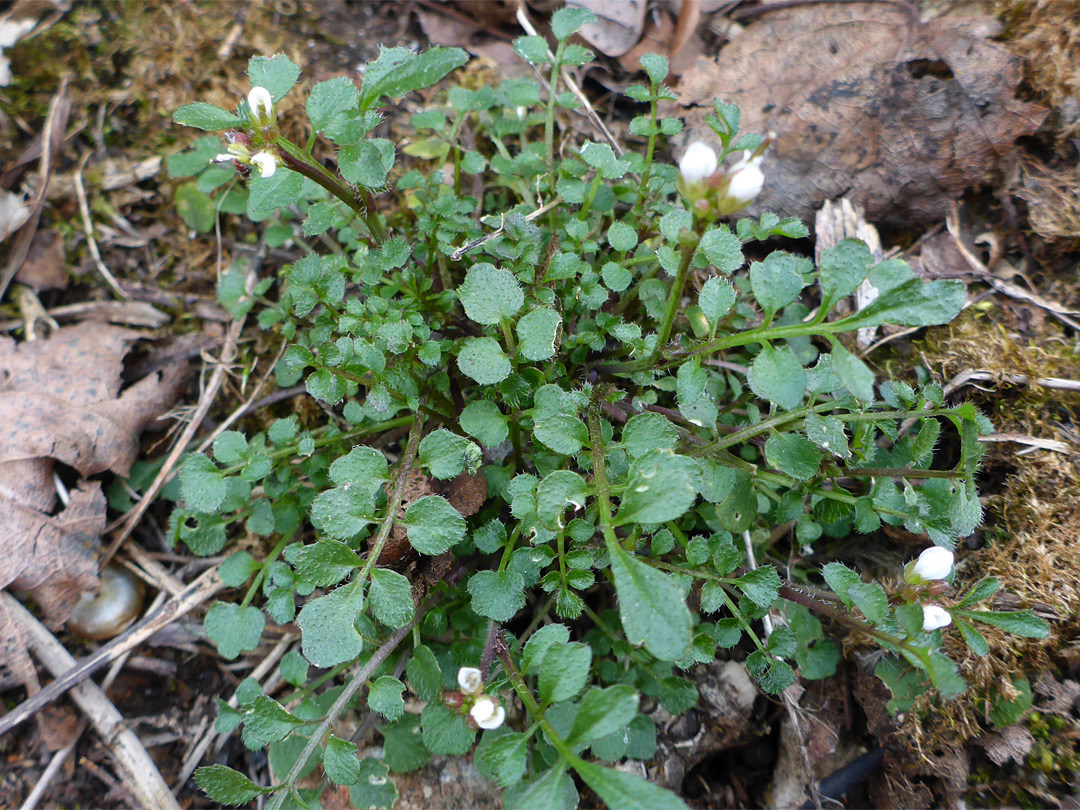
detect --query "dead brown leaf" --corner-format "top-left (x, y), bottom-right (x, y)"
top-left (14, 228), bottom-right (66, 291)
top-left (672, 5), bottom-right (1047, 228)
top-left (0, 322), bottom-right (186, 478)
top-left (0, 322), bottom-right (185, 628)
top-left (570, 0), bottom-right (647, 57)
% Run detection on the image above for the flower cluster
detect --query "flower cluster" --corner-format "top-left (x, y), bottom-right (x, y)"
top-left (453, 667), bottom-right (505, 730)
top-left (678, 137), bottom-right (770, 219)
top-left (213, 87), bottom-right (280, 178)
top-left (906, 547), bottom-right (955, 631)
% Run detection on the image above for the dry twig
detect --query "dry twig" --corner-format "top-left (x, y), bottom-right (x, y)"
top-left (3, 593), bottom-right (181, 810)
top-left (73, 152), bottom-right (128, 299)
top-left (0, 567), bottom-right (223, 738)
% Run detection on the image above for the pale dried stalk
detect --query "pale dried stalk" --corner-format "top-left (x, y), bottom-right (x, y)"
top-left (0, 566), bottom-right (223, 737)
top-left (3, 593), bottom-right (180, 810)
top-left (73, 152), bottom-right (128, 299)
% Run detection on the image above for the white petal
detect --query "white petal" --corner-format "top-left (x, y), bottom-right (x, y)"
top-left (251, 151), bottom-right (277, 178)
top-left (457, 667), bottom-right (483, 694)
top-left (679, 141), bottom-right (718, 183)
top-left (248, 86), bottom-right (274, 119)
top-left (922, 604), bottom-right (952, 632)
top-left (470, 697), bottom-right (497, 725)
top-left (913, 547), bottom-right (954, 581)
top-left (727, 163), bottom-right (764, 204)
top-left (476, 705), bottom-right (505, 730)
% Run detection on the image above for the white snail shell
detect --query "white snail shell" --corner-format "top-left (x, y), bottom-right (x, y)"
top-left (68, 565), bottom-right (145, 641)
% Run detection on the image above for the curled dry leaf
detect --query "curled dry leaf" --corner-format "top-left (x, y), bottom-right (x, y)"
top-left (0, 322), bottom-right (186, 628)
top-left (671, 6), bottom-right (1047, 228)
top-left (569, 0), bottom-right (647, 58)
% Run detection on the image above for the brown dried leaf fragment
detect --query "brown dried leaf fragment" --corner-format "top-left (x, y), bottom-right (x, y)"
top-left (0, 322), bottom-right (187, 477)
top-left (673, 5), bottom-right (1047, 228)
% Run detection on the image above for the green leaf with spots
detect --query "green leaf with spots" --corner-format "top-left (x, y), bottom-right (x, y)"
top-left (329, 446), bottom-right (389, 494)
top-left (369, 568), bottom-right (415, 629)
top-left (421, 703), bottom-right (475, 755)
top-left (831, 344), bottom-right (876, 402)
top-left (748, 345), bottom-right (805, 410)
top-left (468, 569), bottom-right (527, 621)
top-left (533, 414), bottom-right (589, 455)
top-left (750, 252), bottom-right (804, 317)
top-left (248, 53), bottom-right (301, 101)
top-left (538, 641), bottom-right (592, 703)
top-left (621, 412), bottom-right (678, 459)
top-left (764, 434), bottom-right (822, 481)
top-left (607, 543), bottom-right (692, 660)
top-left (194, 765), bottom-right (274, 805)
top-left (699, 276), bottom-right (736, 328)
top-left (458, 263), bottom-right (524, 325)
top-left (297, 582), bottom-right (365, 668)
top-left (614, 451), bottom-right (698, 526)
top-left (174, 103), bottom-right (243, 131)
top-left (419, 428), bottom-right (482, 479)
top-left (458, 337), bottom-right (511, 385)
top-left (402, 495), bottom-right (466, 554)
top-left (324, 735), bottom-right (362, 785)
top-left (460, 401), bottom-right (509, 447)
top-left (204, 602), bottom-right (265, 660)
top-left (517, 307), bottom-right (561, 361)
top-left (818, 238), bottom-right (872, 306)
top-left (368, 676), bottom-right (406, 722)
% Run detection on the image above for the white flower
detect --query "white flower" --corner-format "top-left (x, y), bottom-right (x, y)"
top-left (922, 604), bottom-right (952, 632)
top-left (470, 696), bottom-right (506, 730)
top-left (457, 666), bottom-right (483, 695)
top-left (726, 151), bottom-right (765, 205)
top-left (679, 141), bottom-right (718, 184)
top-left (251, 151), bottom-right (278, 178)
top-left (912, 547), bottom-right (954, 582)
top-left (248, 86), bottom-right (274, 123)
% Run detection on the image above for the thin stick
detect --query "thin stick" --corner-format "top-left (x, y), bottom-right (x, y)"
top-left (101, 258), bottom-right (259, 564)
top-left (20, 594), bottom-right (165, 810)
top-left (267, 603), bottom-right (433, 810)
top-left (449, 196), bottom-right (562, 261)
top-left (73, 153), bottom-right (128, 299)
top-left (173, 633), bottom-right (296, 790)
top-left (0, 567), bottom-right (223, 737)
top-left (514, 7), bottom-right (624, 156)
top-left (4, 593), bottom-right (181, 810)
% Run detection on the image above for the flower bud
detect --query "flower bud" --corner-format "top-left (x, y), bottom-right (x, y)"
top-left (679, 141), bottom-right (718, 184)
top-left (469, 696), bottom-right (506, 730)
top-left (248, 86), bottom-right (274, 125)
top-left (922, 604), bottom-right (952, 632)
top-left (909, 547), bottom-right (954, 583)
top-left (457, 666), bottom-right (483, 695)
top-left (442, 690), bottom-right (465, 711)
top-left (726, 151), bottom-right (764, 206)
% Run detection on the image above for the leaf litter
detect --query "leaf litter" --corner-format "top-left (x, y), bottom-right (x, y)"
top-left (0, 322), bottom-right (186, 727)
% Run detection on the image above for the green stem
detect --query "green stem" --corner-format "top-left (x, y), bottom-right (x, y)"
top-left (544, 41), bottom-right (567, 176)
top-left (267, 602), bottom-right (432, 810)
top-left (633, 94), bottom-right (660, 213)
top-left (587, 406), bottom-right (620, 552)
top-left (240, 533), bottom-right (292, 609)
top-left (606, 230), bottom-right (701, 373)
top-left (357, 420), bottom-right (424, 585)
top-left (277, 143), bottom-right (386, 244)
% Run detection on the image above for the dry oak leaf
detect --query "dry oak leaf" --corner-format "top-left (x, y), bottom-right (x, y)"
top-left (0, 322), bottom-right (185, 626)
top-left (0, 321), bottom-right (186, 478)
top-left (671, 5), bottom-right (1047, 228)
